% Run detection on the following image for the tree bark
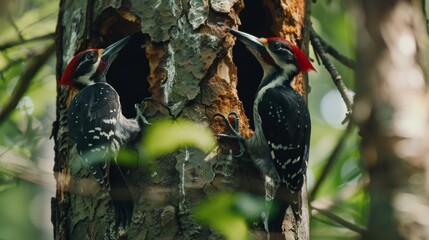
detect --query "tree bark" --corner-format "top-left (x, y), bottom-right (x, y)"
top-left (354, 0), bottom-right (429, 239)
top-left (51, 0), bottom-right (312, 239)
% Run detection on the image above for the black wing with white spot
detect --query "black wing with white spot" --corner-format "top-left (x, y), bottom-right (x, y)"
top-left (258, 86), bottom-right (311, 193)
top-left (68, 82), bottom-right (121, 188)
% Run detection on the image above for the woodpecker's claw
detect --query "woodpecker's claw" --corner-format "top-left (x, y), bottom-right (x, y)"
top-left (236, 139), bottom-right (246, 158)
top-left (135, 98), bottom-right (151, 126)
top-left (213, 112), bottom-right (240, 134)
top-left (213, 112), bottom-right (246, 157)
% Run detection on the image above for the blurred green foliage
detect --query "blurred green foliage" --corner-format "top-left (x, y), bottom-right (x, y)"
top-left (309, 1), bottom-right (366, 239)
top-left (142, 118), bottom-right (216, 161)
top-left (0, 0), bottom-right (56, 239)
top-left (0, 0), bottom-right (391, 239)
top-left (194, 192), bottom-right (265, 240)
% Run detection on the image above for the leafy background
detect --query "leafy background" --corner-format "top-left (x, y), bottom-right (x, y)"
top-left (0, 0), bottom-right (407, 239)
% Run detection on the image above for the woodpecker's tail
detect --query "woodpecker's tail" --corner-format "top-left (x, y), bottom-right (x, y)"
top-left (268, 185), bottom-right (301, 236)
top-left (109, 161), bottom-right (134, 228)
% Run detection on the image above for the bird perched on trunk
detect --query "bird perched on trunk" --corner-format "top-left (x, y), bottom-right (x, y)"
top-left (215, 29), bottom-right (315, 235)
top-left (59, 36), bottom-right (142, 227)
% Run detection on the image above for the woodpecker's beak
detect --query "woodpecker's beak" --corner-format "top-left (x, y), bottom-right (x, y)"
top-left (101, 36), bottom-right (130, 63)
top-left (229, 29), bottom-right (265, 50)
top-left (229, 29), bottom-right (273, 65)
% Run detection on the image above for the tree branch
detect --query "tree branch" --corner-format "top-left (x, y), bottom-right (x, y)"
top-left (311, 29), bottom-right (356, 69)
top-left (311, 204), bottom-right (367, 235)
top-left (310, 29), bottom-right (354, 115)
top-left (0, 33), bottom-right (54, 51)
top-left (7, 12), bottom-right (24, 42)
top-left (21, 11), bottom-right (58, 32)
top-left (0, 44), bottom-right (55, 125)
top-left (0, 57), bottom-right (26, 75)
top-left (310, 122), bottom-right (355, 200)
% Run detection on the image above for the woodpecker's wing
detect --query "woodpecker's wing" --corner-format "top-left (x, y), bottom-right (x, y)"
top-left (68, 82), bottom-right (121, 188)
top-left (258, 86), bottom-right (311, 192)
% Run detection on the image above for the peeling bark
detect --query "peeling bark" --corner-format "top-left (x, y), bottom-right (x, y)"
top-left (52, 0), bottom-right (311, 239)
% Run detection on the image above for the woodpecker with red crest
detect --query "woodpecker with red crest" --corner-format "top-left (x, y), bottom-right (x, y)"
top-left (59, 36), bottom-right (142, 227)
top-left (215, 29), bottom-right (315, 234)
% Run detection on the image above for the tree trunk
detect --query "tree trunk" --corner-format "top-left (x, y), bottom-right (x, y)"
top-left (354, 0), bottom-right (429, 239)
top-left (51, 0), bottom-right (312, 239)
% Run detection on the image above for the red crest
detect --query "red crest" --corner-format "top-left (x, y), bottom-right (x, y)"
top-left (59, 49), bottom-right (98, 88)
top-left (266, 37), bottom-right (315, 72)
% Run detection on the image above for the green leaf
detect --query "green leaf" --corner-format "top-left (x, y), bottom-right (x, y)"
top-left (142, 118), bottom-right (216, 160)
top-left (117, 148), bottom-right (139, 166)
top-left (194, 192), bottom-right (265, 240)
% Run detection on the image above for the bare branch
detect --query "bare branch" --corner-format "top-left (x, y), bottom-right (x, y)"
top-left (310, 122), bottom-right (355, 200)
top-left (21, 11), bottom-right (58, 32)
top-left (6, 12), bottom-right (24, 42)
top-left (0, 44), bottom-right (55, 125)
top-left (0, 33), bottom-right (54, 51)
top-left (310, 29), bottom-right (354, 115)
top-left (0, 57), bottom-right (26, 74)
top-left (311, 30), bottom-right (356, 69)
top-left (311, 204), bottom-right (367, 235)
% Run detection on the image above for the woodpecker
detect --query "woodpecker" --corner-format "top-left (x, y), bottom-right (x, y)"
top-left (215, 29), bottom-right (315, 234)
top-left (59, 36), bottom-right (141, 227)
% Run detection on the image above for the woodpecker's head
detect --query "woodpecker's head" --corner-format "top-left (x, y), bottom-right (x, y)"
top-left (59, 36), bottom-right (130, 90)
top-left (229, 29), bottom-right (315, 77)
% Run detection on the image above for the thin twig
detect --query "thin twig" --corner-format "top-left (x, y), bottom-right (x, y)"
top-left (20, 11), bottom-right (57, 32)
top-left (7, 13), bottom-right (24, 42)
top-left (310, 29), bottom-right (354, 115)
top-left (0, 57), bottom-right (26, 74)
top-left (310, 122), bottom-right (355, 199)
top-left (312, 30), bottom-right (356, 69)
top-left (0, 44), bottom-right (55, 125)
top-left (0, 33), bottom-right (54, 51)
top-left (0, 146), bottom-right (12, 159)
top-left (0, 57), bottom-right (26, 82)
top-left (323, 43), bottom-right (355, 69)
top-left (311, 204), bottom-right (367, 235)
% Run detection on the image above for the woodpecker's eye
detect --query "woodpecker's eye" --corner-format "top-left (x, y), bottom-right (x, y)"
top-left (269, 41), bottom-right (294, 62)
top-left (270, 41), bottom-right (292, 54)
top-left (270, 41), bottom-right (283, 52)
top-left (86, 52), bottom-right (97, 61)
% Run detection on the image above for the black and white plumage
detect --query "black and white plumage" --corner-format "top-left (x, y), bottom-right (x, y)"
top-left (215, 29), bottom-right (315, 234)
top-left (60, 37), bottom-right (141, 227)
top-left (254, 86), bottom-right (310, 192)
top-left (251, 81), bottom-right (311, 233)
top-left (68, 82), bottom-right (140, 226)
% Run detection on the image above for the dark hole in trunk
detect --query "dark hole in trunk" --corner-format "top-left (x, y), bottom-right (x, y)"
top-left (107, 32), bottom-right (150, 118)
top-left (234, 0), bottom-right (272, 128)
